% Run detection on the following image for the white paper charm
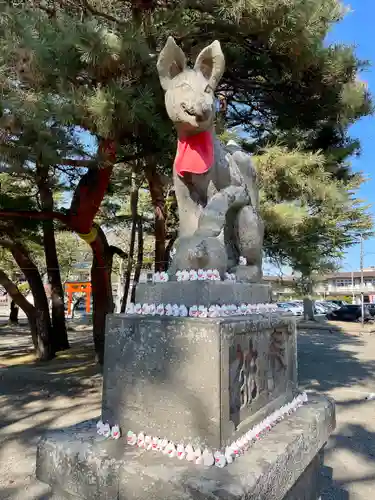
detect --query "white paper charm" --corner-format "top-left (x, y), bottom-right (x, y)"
top-left (160, 439), bottom-right (169, 453)
top-left (206, 269), bottom-right (214, 280)
top-left (126, 430), bottom-right (137, 446)
top-left (202, 448), bottom-right (215, 467)
top-left (181, 270), bottom-right (190, 281)
top-left (195, 449), bottom-right (203, 465)
top-left (151, 437), bottom-right (159, 451)
top-left (165, 442), bottom-right (177, 458)
top-left (212, 269), bottom-right (221, 281)
top-left (197, 269), bottom-right (207, 280)
top-left (141, 303), bottom-right (149, 315)
top-left (111, 425), bottom-right (121, 440)
top-left (176, 443), bottom-right (186, 460)
top-left (208, 305), bottom-right (219, 317)
top-left (224, 446), bottom-right (234, 464)
top-left (189, 269), bottom-right (198, 281)
top-left (153, 272), bottom-right (160, 283)
top-left (214, 451), bottom-right (227, 468)
top-left (159, 271), bottom-right (169, 282)
top-left (102, 423), bottom-right (111, 438)
top-left (96, 420), bottom-right (104, 436)
top-left (134, 303), bottom-right (142, 315)
top-left (197, 305), bottom-right (208, 318)
top-left (172, 304), bottom-right (180, 317)
top-left (156, 303), bottom-right (165, 315)
top-left (137, 432), bottom-right (145, 448)
top-left (125, 303), bottom-right (135, 315)
top-left (165, 304), bottom-right (173, 316)
top-left (189, 305), bottom-right (198, 317)
top-left (185, 444), bottom-right (195, 462)
top-left (179, 304), bottom-right (188, 317)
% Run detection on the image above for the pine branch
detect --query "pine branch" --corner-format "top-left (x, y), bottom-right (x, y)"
top-left (0, 209), bottom-right (68, 224)
top-left (109, 245), bottom-right (128, 259)
top-left (60, 159), bottom-right (96, 168)
top-left (78, 0), bottom-right (125, 24)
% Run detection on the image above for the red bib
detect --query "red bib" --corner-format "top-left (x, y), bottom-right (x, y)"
top-left (174, 130), bottom-right (214, 177)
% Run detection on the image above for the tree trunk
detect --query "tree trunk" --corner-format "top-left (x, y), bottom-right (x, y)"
top-left (121, 171), bottom-right (139, 312)
top-left (67, 138), bottom-right (117, 364)
top-left (303, 276), bottom-right (315, 321)
top-left (90, 226), bottom-right (114, 365)
top-left (164, 232), bottom-right (177, 271)
top-left (145, 164), bottom-right (167, 272)
top-left (9, 300), bottom-right (19, 324)
top-left (37, 163), bottom-right (69, 352)
top-left (7, 242), bottom-right (54, 360)
top-left (131, 216), bottom-right (144, 303)
top-left (0, 268), bottom-right (51, 359)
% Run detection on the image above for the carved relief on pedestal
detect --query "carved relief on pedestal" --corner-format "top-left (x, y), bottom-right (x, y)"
top-left (229, 337), bottom-right (259, 427)
top-left (268, 329), bottom-right (287, 392)
top-left (228, 326), bottom-right (293, 430)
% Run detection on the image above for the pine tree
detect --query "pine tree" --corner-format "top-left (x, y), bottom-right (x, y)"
top-left (0, 173), bottom-right (57, 359)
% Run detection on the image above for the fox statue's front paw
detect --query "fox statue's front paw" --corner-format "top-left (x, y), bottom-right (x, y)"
top-left (234, 264), bottom-right (262, 283)
top-left (168, 235), bottom-right (228, 279)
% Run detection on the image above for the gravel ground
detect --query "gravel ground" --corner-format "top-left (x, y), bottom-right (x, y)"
top-left (0, 320), bottom-right (375, 499)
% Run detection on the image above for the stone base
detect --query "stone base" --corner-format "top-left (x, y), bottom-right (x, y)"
top-left (135, 281), bottom-right (271, 308)
top-left (103, 314), bottom-right (297, 449)
top-left (36, 394), bottom-right (335, 500)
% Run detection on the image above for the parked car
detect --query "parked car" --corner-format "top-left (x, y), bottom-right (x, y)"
top-left (327, 304), bottom-right (372, 322)
top-left (320, 301), bottom-right (340, 311)
top-left (329, 300), bottom-right (349, 308)
top-left (277, 302), bottom-right (303, 316)
top-left (364, 303), bottom-right (375, 317)
top-left (314, 303), bottom-right (330, 314)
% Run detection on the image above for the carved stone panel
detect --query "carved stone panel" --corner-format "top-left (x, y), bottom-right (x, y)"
top-left (227, 324), bottom-right (296, 433)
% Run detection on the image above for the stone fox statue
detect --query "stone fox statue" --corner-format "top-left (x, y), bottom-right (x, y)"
top-left (157, 37), bottom-right (264, 281)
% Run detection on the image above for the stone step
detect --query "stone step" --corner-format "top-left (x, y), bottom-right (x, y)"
top-left (36, 395), bottom-right (335, 500)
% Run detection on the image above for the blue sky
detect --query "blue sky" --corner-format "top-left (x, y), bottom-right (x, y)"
top-left (327, 0), bottom-right (375, 272)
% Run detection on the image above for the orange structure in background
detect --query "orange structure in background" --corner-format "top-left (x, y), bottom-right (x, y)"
top-left (64, 281), bottom-right (92, 315)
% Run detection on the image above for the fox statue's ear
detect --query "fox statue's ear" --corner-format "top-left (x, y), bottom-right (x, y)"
top-left (194, 40), bottom-right (225, 90)
top-left (157, 37), bottom-right (186, 91)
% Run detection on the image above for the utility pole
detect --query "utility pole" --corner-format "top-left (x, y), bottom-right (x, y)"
top-left (360, 234), bottom-right (364, 327)
top-left (351, 270), bottom-right (354, 304)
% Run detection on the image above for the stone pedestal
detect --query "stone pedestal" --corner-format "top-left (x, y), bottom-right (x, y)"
top-left (35, 312), bottom-right (335, 500)
top-left (135, 281), bottom-right (271, 307)
top-left (103, 314), bottom-right (296, 448)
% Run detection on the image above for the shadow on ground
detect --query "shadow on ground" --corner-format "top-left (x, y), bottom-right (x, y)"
top-left (298, 323), bottom-right (375, 499)
top-left (298, 325), bottom-right (375, 392)
top-left (0, 322), bottom-right (102, 499)
top-left (0, 321), bottom-right (100, 379)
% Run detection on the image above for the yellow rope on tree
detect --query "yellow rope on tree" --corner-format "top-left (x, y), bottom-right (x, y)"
top-left (77, 226), bottom-right (98, 244)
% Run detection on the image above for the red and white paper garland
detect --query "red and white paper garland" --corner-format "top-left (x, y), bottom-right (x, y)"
top-left (125, 302), bottom-right (279, 317)
top-left (153, 268), bottom-right (237, 283)
top-left (96, 392), bottom-right (307, 468)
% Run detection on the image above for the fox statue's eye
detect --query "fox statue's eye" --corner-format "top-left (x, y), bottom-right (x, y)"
top-left (204, 84), bottom-right (212, 93)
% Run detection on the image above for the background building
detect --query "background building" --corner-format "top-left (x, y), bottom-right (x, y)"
top-left (264, 268), bottom-right (375, 303)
